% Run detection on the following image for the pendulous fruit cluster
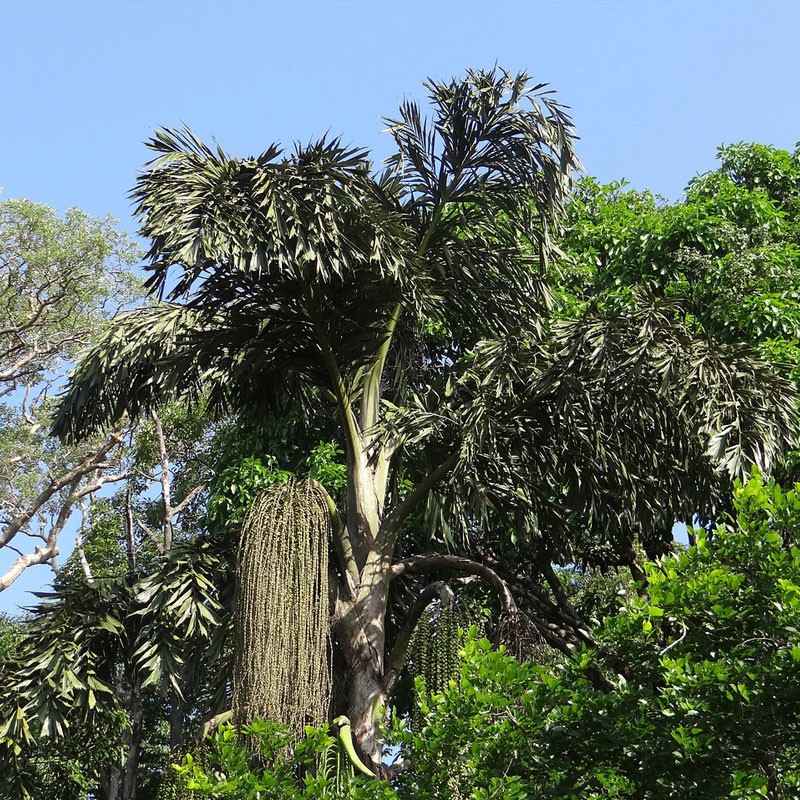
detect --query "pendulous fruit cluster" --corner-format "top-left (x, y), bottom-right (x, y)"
top-left (407, 597), bottom-right (478, 728)
top-left (232, 478), bottom-right (332, 738)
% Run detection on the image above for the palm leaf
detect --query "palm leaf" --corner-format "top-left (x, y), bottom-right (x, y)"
top-left (382, 301), bottom-right (800, 559)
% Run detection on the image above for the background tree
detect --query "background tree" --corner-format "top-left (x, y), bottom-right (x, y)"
top-left (0, 199), bottom-right (139, 589)
top-left (560, 142), bottom-right (800, 373)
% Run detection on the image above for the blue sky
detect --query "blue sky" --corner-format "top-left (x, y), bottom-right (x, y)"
top-left (1, 0), bottom-right (799, 610)
top-left (4, 0), bottom-right (800, 228)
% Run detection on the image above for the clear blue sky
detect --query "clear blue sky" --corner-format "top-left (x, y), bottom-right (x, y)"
top-left (4, 0), bottom-right (800, 227)
top-left (1, 0), bottom-right (799, 611)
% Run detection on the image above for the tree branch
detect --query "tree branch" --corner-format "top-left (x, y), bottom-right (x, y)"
top-left (136, 520), bottom-right (165, 556)
top-left (0, 430), bottom-right (123, 551)
top-left (2, 432), bottom-right (123, 546)
top-left (75, 499), bottom-right (95, 585)
top-left (151, 410), bottom-right (174, 553)
top-left (74, 472), bottom-right (129, 499)
top-left (125, 489), bottom-right (137, 574)
top-left (0, 475), bottom-right (81, 590)
top-left (171, 484), bottom-right (205, 517)
top-left (390, 553), bottom-right (517, 613)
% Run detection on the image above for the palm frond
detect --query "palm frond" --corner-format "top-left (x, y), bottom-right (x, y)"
top-left (382, 302), bottom-right (800, 559)
top-left (384, 67), bottom-right (579, 340)
top-left (134, 128), bottom-right (411, 301)
top-left (51, 301), bottom-right (324, 443)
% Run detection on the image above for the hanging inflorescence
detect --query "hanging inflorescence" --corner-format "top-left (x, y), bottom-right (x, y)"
top-left (493, 609), bottom-right (546, 663)
top-left (232, 478), bottom-right (332, 738)
top-left (492, 611), bottom-right (549, 663)
top-left (407, 598), bottom-right (478, 728)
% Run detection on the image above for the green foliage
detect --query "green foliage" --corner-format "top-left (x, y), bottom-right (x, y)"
top-left (208, 456), bottom-right (292, 531)
top-left (58, 496), bottom-right (130, 582)
top-left (0, 615), bottom-right (22, 663)
top-left (0, 579), bottom-right (131, 797)
top-left (385, 303), bottom-right (798, 559)
top-left (561, 547), bottom-right (640, 626)
top-left (562, 143), bottom-right (800, 368)
top-left (0, 198), bottom-right (141, 590)
top-left (306, 441), bottom-right (347, 497)
top-left (133, 537), bottom-right (228, 693)
top-left (208, 441), bottom-right (346, 533)
top-left (400, 474), bottom-right (800, 798)
top-left (174, 721), bottom-right (395, 799)
top-left (0, 198), bottom-right (140, 378)
top-left (559, 143), bottom-right (800, 487)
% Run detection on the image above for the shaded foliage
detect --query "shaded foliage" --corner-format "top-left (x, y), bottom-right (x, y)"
top-left (401, 474), bottom-right (800, 799)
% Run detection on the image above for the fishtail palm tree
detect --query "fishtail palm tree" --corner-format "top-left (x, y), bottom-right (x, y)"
top-left (51, 69), bottom-right (798, 772)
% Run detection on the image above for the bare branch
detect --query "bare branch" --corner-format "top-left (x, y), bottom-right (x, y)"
top-left (0, 545), bottom-right (61, 591)
top-left (390, 553), bottom-right (517, 613)
top-left (0, 429), bottom-right (123, 551)
top-left (74, 500), bottom-right (95, 585)
top-left (151, 409), bottom-right (174, 552)
top-left (136, 519), bottom-right (165, 556)
top-left (74, 472), bottom-right (129, 499)
top-left (171, 484), bottom-right (205, 517)
top-left (0, 475), bottom-right (81, 591)
top-left (659, 622), bottom-right (688, 656)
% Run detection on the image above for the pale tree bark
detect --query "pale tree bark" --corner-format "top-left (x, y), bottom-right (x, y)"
top-left (0, 431), bottom-right (126, 590)
top-left (327, 420), bottom-right (480, 773)
top-left (113, 408), bottom-right (205, 796)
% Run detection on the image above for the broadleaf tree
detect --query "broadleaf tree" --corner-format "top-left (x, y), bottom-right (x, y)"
top-left (0, 199), bottom-right (139, 590)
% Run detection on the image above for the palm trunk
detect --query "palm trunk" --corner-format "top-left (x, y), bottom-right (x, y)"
top-left (121, 679), bottom-right (144, 800)
top-left (99, 768), bottom-right (121, 800)
top-left (334, 446), bottom-right (393, 771)
top-left (335, 563), bottom-right (391, 772)
top-left (169, 687), bottom-right (186, 751)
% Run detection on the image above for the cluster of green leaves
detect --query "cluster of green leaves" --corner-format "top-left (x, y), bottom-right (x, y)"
top-left (400, 473), bottom-right (800, 798)
top-left (175, 720), bottom-right (395, 800)
top-left (562, 144), bottom-right (800, 365)
top-left (384, 302), bottom-right (798, 559)
top-left (0, 579), bottom-right (131, 796)
top-left (306, 441), bottom-right (347, 497)
top-left (207, 441), bottom-right (346, 532)
top-left (0, 615), bottom-right (22, 662)
top-left (0, 198), bottom-right (140, 379)
top-left (208, 455), bottom-right (292, 530)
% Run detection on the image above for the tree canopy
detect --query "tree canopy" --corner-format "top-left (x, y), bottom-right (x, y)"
top-left (0, 199), bottom-right (139, 590)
